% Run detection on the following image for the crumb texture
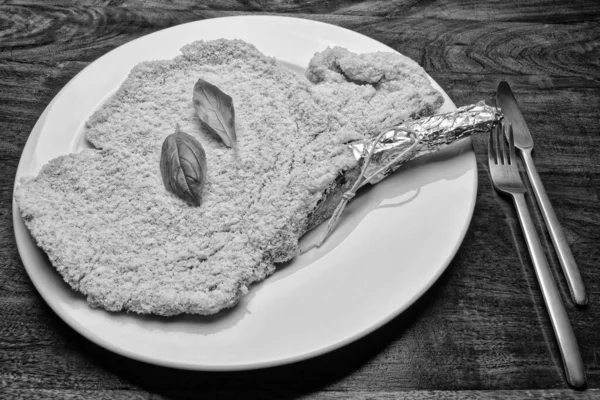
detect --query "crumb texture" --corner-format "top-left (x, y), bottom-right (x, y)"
top-left (305, 46), bottom-right (444, 136)
top-left (15, 39), bottom-right (443, 315)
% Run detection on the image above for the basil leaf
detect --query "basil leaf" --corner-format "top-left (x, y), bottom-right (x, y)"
top-left (160, 124), bottom-right (207, 206)
top-left (193, 78), bottom-right (237, 149)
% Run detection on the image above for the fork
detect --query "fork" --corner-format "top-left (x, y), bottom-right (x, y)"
top-left (488, 122), bottom-right (586, 388)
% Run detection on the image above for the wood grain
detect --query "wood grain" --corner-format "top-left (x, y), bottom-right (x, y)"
top-left (3, 388), bottom-right (600, 400)
top-left (1, 1), bottom-right (600, 399)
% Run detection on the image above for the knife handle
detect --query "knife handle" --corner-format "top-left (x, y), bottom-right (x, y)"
top-left (512, 193), bottom-right (586, 388)
top-left (520, 149), bottom-right (588, 306)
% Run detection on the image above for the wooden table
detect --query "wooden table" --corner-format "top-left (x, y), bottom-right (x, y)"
top-left (1, 1), bottom-right (599, 399)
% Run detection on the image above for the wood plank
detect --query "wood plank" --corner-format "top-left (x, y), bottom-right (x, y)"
top-left (3, 389), bottom-right (600, 400)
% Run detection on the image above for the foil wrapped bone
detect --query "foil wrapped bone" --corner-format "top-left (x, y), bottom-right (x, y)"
top-left (307, 101), bottom-right (502, 250)
top-left (348, 101), bottom-right (502, 185)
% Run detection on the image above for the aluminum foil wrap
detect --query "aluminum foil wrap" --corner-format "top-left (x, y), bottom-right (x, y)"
top-left (348, 101), bottom-right (502, 184)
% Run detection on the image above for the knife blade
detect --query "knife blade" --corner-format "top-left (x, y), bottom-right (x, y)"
top-left (496, 81), bottom-right (587, 306)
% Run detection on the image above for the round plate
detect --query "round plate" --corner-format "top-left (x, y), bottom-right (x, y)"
top-left (13, 16), bottom-right (476, 370)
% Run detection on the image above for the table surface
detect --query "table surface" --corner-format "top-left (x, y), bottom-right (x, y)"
top-left (1, 1), bottom-right (599, 399)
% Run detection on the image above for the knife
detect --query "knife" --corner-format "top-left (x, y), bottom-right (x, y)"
top-left (496, 81), bottom-right (587, 306)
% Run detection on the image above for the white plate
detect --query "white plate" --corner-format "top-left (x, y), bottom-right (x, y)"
top-left (13, 16), bottom-right (476, 370)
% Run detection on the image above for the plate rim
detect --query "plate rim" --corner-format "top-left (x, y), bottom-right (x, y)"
top-left (12, 15), bottom-right (477, 371)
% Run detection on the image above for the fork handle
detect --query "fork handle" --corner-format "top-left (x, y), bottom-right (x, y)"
top-left (513, 192), bottom-right (586, 388)
top-left (520, 149), bottom-right (587, 306)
